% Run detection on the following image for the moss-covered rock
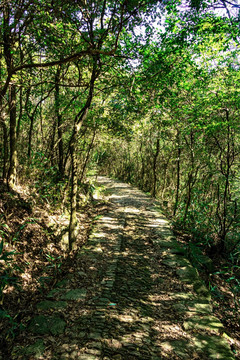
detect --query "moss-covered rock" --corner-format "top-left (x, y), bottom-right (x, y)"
top-left (193, 334), bottom-right (234, 359)
top-left (183, 314), bottom-right (224, 333)
top-left (193, 280), bottom-right (211, 300)
top-left (176, 266), bottom-right (199, 282)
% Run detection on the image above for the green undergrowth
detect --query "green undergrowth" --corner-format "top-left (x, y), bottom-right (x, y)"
top-left (172, 220), bottom-right (240, 340)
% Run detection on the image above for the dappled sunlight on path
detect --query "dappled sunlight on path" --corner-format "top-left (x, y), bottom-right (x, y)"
top-left (13, 176), bottom-right (235, 360)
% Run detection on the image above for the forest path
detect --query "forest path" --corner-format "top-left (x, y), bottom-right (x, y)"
top-left (14, 176), bottom-right (234, 360)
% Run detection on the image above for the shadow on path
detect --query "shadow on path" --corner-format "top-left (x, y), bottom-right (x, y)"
top-left (11, 176), bottom-right (235, 360)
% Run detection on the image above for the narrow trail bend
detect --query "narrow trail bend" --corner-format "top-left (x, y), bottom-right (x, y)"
top-left (14, 176), bottom-right (235, 360)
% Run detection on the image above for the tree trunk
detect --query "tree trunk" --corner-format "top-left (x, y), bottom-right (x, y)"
top-left (221, 112), bottom-right (230, 243)
top-left (69, 128), bottom-right (78, 250)
top-left (152, 137), bottom-right (160, 198)
top-left (28, 115), bottom-right (34, 159)
top-left (49, 120), bottom-right (56, 166)
top-left (8, 84), bottom-right (17, 188)
top-left (0, 116), bottom-right (8, 181)
top-left (79, 128), bottom-right (96, 183)
top-left (55, 67), bottom-right (64, 178)
top-left (0, 40), bottom-right (8, 180)
top-left (3, 5), bottom-right (17, 188)
top-left (68, 56), bottom-right (99, 249)
top-left (183, 172), bottom-right (192, 225)
top-left (174, 130), bottom-right (181, 216)
top-left (218, 109), bottom-right (232, 250)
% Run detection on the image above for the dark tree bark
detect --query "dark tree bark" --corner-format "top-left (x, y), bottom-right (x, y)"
top-left (174, 130), bottom-right (181, 216)
top-left (152, 137), bottom-right (160, 198)
top-left (8, 84), bottom-right (17, 188)
top-left (0, 114), bottom-right (8, 181)
top-left (55, 66), bottom-right (64, 178)
top-left (79, 128), bottom-right (96, 183)
top-left (3, 4), bottom-right (17, 188)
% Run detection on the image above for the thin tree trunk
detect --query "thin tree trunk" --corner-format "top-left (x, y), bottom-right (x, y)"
top-left (17, 86), bottom-right (23, 140)
top-left (0, 116), bottom-right (8, 181)
top-left (16, 41), bottom-right (24, 140)
top-left (79, 128), bottom-right (96, 183)
top-left (152, 137), bottom-right (160, 198)
top-left (221, 149), bottom-right (230, 242)
top-left (219, 109), bottom-right (231, 248)
top-left (3, 5), bottom-right (17, 188)
top-left (174, 131), bottom-right (181, 216)
top-left (183, 172), bottom-right (192, 225)
top-left (69, 128), bottom-right (78, 250)
top-left (8, 84), bottom-right (17, 188)
top-left (55, 67), bottom-right (64, 178)
top-left (140, 140), bottom-right (145, 188)
top-left (49, 120), bottom-right (56, 166)
top-left (28, 115), bottom-right (34, 159)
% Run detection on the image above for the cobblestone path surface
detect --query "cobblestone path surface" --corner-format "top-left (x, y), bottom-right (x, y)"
top-left (14, 176), bottom-right (235, 360)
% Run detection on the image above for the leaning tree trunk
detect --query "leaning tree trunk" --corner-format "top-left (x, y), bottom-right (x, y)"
top-left (68, 56), bottom-right (99, 250)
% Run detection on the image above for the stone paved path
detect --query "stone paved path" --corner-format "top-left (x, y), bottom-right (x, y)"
top-left (13, 176), bottom-right (235, 360)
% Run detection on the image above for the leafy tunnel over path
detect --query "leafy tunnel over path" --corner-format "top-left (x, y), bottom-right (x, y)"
top-left (8, 176), bottom-right (236, 360)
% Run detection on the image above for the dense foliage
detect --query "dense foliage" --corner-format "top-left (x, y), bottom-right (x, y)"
top-left (0, 0), bottom-right (240, 344)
